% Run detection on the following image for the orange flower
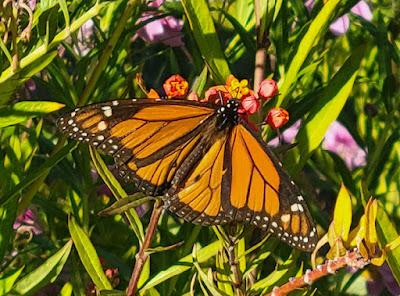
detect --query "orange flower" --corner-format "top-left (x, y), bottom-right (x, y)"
top-left (265, 107), bottom-right (289, 129)
top-left (163, 74), bottom-right (189, 98)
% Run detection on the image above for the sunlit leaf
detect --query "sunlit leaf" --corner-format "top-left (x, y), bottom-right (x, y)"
top-left (0, 266), bottom-right (24, 296)
top-left (68, 217), bottom-right (112, 290)
top-left (0, 101), bottom-right (65, 128)
top-left (181, 0), bottom-right (230, 83)
top-left (11, 241), bottom-right (72, 296)
top-left (333, 184), bottom-right (352, 241)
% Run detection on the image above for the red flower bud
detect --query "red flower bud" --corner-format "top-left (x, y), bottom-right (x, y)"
top-left (265, 107), bottom-right (289, 129)
top-left (258, 79), bottom-right (278, 101)
top-left (239, 94), bottom-right (260, 114)
top-left (163, 74), bottom-right (189, 98)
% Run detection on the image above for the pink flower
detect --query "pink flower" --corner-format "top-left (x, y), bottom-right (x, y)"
top-left (305, 0), bottom-right (373, 36)
top-left (258, 79), bottom-right (278, 101)
top-left (13, 208), bottom-right (42, 235)
top-left (75, 19), bottom-right (95, 56)
top-left (268, 120), bottom-right (302, 147)
top-left (323, 121), bottom-right (366, 169)
top-left (268, 120), bottom-right (366, 170)
top-left (136, 0), bottom-right (184, 47)
top-left (329, 15), bottom-right (350, 36)
top-left (239, 95), bottom-right (260, 114)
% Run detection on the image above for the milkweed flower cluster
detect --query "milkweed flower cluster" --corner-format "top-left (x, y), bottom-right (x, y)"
top-left (136, 0), bottom-right (184, 47)
top-left (153, 74), bottom-right (289, 129)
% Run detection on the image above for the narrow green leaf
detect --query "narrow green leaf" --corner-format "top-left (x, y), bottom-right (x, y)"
top-left (140, 241), bottom-right (222, 292)
top-left (278, 0), bottom-right (343, 103)
top-left (193, 262), bottom-right (225, 296)
top-left (89, 147), bottom-right (144, 243)
top-left (333, 184), bottom-right (352, 241)
top-left (0, 266), bottom-right (24, 296)
top-left (181, 0), bottom-right (230, 83)
top-left (98, 195), bottom-right (153, 216)
top-left (191, 66), bottom-right (208, 96)
top-left (377, 204), bottom-right (400, 284)
top-left (0, 52), bottom-right (58, 105)
top-left (294, 48), bottom-right (363, 170)
top-left (11, 241), bottom-right (72, 296)
top-left (58, 0), bottom-right (70, 28)
top-left (68, 217), bottom-right (112, 290)
top-left (250, 252), bottom-right (299, 293)
top-left (215, 8), bottom-right (256, 55)
top-left (0, 200), bottom-right (18, 262)
top-left (0, 101), bottom-right (65, 128)
top-left (0, 141), bottom-right (78, 208)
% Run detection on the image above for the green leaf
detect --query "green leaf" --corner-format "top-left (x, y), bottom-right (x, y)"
top-left (58, 0), bottom-right (70, 29)
top-left (140, 241), bottom-right (222, 292)
top-left (250, 252), bottom-right (299, 293)
top-left (333, 184), bottom-right (352, 241)
top-left (0, 101), bottom-right (65, 128)
top-left (278, 0), bottom-right (343, 104)
top-left (0, 141), bottom-right (78, 208)
top-left (98, 194), bottom-right (153, 216)
top-left (181, 0), bottom-right (230, 83)
top-left (215, 8), bottom-right (256, 55)
top-left (191, 66), bottom-right (208, 96)
top-left (68, 217), bottom-right (112, 290)
top-left (0, 51), bottom-right (58, 105)
top-left (377, 204), bottom-right (400, 284)
top-left (89, 147), bottom-right (144, 243)
top-left (0, 266), bottom-right (24, 296)
top-left (11, 241), bottom-right (72, 296)
top-left (0, 200), bottom-right (18, 262)
top-left (294, 47), bottom-right (363, 171)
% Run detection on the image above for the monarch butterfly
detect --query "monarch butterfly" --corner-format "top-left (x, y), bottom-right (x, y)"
top-left (57, 98), bottom-right (318, 251)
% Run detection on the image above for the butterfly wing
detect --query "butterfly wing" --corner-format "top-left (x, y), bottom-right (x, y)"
top-left (57, 99), bottom-right (216, 195)
top-left (166, 120), bottom-right (317, 251)
top-left (223, 123), bottom-right (317, 251)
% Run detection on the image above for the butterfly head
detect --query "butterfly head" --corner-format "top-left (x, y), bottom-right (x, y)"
top-left (216, 99), bottom-right (240, 130)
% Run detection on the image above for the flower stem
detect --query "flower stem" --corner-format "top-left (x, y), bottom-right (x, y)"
top-left (126, 199), bottom-right (163, 296)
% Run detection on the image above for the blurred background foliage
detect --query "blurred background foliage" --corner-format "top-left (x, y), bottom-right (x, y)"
top-left (0, 0), bottom-right (399, 295)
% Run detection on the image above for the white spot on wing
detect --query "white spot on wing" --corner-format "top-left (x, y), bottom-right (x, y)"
top-left (98, 121), bottom-right (107, 131)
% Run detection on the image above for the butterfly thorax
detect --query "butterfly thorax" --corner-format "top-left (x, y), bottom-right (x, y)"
top-left (216, 99), bottom-right (240, 130)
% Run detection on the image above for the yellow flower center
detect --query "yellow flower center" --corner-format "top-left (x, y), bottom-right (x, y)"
top-left (228, 78), bottom-right (250, 99)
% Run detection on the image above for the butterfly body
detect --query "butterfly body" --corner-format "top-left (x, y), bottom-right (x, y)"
top-left (58, 98), bottom-right (318, 251)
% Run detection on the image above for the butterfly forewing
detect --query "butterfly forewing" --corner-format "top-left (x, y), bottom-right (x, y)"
top-left (57, 99), bottom-right (215, 195)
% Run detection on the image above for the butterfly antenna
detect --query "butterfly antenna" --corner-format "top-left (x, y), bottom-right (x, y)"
top-left (217, 90), bottom-right (224, 105)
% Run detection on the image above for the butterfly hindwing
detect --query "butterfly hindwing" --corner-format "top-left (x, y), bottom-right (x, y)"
top-left (223, 123), bottom-right (317, 251)
top-left (57, 99), bottom-right (215, 195)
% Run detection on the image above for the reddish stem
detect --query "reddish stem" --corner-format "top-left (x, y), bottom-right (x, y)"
top-left (126, 200), bottom-right (163, 296)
